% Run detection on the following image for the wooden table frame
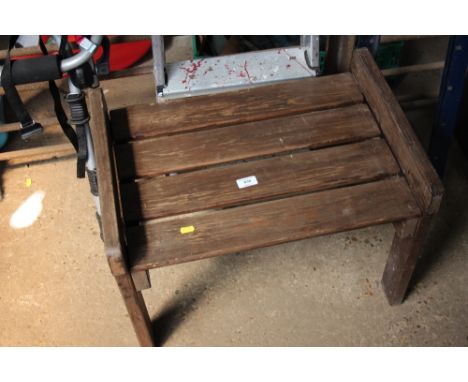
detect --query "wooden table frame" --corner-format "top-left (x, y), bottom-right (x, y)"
top-left (88, 49), bottom-right (443, 346)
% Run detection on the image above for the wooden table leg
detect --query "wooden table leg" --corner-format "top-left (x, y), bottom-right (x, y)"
top-left (382, 217), bottom-right (432, 305)
top-left (115, 273), bottom-right (154, 346)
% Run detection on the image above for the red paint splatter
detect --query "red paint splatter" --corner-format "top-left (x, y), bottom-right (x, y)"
top-left (243, 60), bottom-right (252, 82)
top-left (179, 59), bottom-right (204, 84)
top-left (225, 64), bottom-right (235, 75)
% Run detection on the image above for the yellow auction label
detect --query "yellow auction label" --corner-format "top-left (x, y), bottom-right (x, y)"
top-left (180, 225), bottom-right (195, 234)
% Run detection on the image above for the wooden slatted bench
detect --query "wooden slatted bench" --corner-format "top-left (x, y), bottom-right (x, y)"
top-left (87, 49), bottom-right (443, 346)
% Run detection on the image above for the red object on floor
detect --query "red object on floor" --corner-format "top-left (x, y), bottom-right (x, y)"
top-left (23, 36), bottom-right (153, 72)
top-left (95, 39), bottom-right (152, 72)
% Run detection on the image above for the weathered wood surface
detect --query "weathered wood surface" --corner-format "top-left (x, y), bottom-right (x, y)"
top-left (351, 48), bottom-right (443, 214)
top-left (115, 104), bottom-right (379, 179)
top-left (127, 177), bottom-right (420, 271)
top-left (120, 139), bottom-right (399, 222)
top-left (382, 217), bottom-right (432, 305)
top-left (109, 73), bottom-right (364, 141)
top-left (87, 88), bottom-right (127, 276)
top-left (86, 48), bottom-right (446, 346)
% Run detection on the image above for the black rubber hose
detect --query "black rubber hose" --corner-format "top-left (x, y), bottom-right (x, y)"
top-left (8, 55), bottom-right (62, 85)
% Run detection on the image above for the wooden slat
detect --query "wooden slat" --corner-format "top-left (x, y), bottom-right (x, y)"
top-left (351, 48), bottom-right (444, 214)
top-left (0, 44), bottom-right (60, 60)
top-left (0, 143), bottom-right (74, 161)
top-left (127, 177), bottom-right (421, 271)
top-left (0, 37), bottom-right (149, 61)
top-left (381, 61), bottom-right (445, 77)
top-left (109, 73), bottom-right (364, 141)
top-left (380, 35), bottom-right (434, 43)
top-left (115, 104), bottom-right (379, 180)
top-left (121, 139), bottom-right (399, 222)
top-left (0, 118), bottom-right (58, 133)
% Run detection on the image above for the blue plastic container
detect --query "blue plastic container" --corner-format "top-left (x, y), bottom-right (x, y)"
top-left (0, 132), bottom-right (7, 149)
top-left (0, 96), bottom-right (7, 149)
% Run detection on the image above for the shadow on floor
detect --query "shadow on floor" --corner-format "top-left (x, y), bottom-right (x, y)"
top-left (150, 252), bottom-right (254, 346)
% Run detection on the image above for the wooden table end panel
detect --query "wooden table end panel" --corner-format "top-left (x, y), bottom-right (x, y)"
top-left (88, 87), bottom-right (156, 346)
top-left (350, 48), bottom-right (444, 215)
top-left (87, 87), bottom-right (128, 277)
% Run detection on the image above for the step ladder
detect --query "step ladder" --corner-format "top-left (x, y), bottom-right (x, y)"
top-left (151, 35), bottom-right (320, 99)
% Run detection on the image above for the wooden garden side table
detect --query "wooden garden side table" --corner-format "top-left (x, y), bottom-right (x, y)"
top-left (87, 49), bottom-right (443, 346)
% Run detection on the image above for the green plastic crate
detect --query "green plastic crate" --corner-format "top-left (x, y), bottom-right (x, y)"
top-left (375, 42), bottom-right (404, 69)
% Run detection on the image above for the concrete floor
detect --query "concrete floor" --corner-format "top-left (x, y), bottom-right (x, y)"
top-left (1, 138), bottom-right (467, 346)
top-left (1, 38), bottom-right (468, 346)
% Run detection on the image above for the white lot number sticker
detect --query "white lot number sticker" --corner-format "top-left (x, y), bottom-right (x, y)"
top-left (236, 175), bottom-right (258, 189)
